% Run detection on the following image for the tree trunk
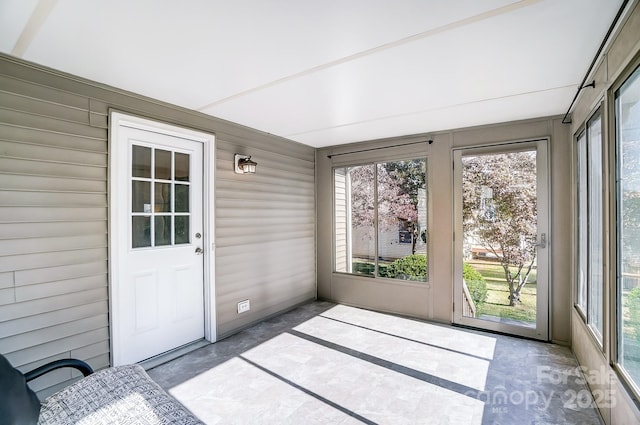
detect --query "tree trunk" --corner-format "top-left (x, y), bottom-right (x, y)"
top-left (508, 288), bottom-right (521, 306)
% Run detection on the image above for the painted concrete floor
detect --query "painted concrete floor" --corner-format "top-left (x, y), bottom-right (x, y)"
top-left (147, 301), bottom-right (603, 425)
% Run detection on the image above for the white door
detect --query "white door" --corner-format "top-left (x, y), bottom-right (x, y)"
top-left (110, 116), bottom-right (210, 365)
top-left (453, 139), bottom-right (549, 340)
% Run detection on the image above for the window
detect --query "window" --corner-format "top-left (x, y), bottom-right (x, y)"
top-left (576, 131), bottom-right (588, 314)
top-left (616, 64), bottom-right (640, 390)
top-left (334, 158), bottom-right (427, 282)
top-left (576, 110), bottom-right (604, 342)
top-left (131, 144), bottom-right (191, 248)
top-left (576, 111), bottom-right (604, 340)
top-left (588, 113), bottom-right (604, 340)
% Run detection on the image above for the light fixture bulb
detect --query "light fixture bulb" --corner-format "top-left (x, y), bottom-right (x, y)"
top-left (234, 154), bottom-right (258, 174)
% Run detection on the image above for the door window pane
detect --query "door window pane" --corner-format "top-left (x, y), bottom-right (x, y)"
top-left (132, 145), bottom-right (151, 178)
top-left (175, 216), bottom-right (190, 244)
top-left (175, 184), bottom-right (189, 213)
top-left (155, 216), bottom-right (172, 246)
top-left (155, 149), bottom-right (172, 180)
top-left (617, 65), bottom-right (640, 389)
top-left (175, 153), bottom-right (190, 181)
top-left (155, 183), bottom-right (171, 212)
top-left (132, 181), bottom-right (151, 213)
top-left (132, 216), bottom-right (151, 248)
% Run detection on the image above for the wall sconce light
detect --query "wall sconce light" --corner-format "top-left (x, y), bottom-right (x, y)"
top-left (234, 154), bottom-right (257, 174)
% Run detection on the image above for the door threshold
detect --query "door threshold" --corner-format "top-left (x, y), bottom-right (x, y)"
top-left (452, 322), bottom-right (549, 343)
top-left (139, 339), bottom-right (210, 370)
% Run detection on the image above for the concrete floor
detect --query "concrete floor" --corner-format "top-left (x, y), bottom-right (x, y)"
top-left (147, 301), bottom-right (603, 425)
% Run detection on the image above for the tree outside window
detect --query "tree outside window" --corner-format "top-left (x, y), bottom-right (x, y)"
top-left (334, 158), bottom-right (427, 282)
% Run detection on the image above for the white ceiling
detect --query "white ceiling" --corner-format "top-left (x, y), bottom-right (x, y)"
top-left (0, 0), bottom-right (624, 147)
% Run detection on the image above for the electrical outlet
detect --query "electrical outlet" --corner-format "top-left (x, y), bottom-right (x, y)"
top-left (237, 299), bottom-right (250, 314)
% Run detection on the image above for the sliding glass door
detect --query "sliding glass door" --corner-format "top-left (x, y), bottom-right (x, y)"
top-left (453, 140), bottom-right (549, 340)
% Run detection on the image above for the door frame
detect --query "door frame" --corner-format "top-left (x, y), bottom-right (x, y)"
top-left (108, 111), bottom-right (216, 365)
top-left (452, 138), bottom-right (550, 340)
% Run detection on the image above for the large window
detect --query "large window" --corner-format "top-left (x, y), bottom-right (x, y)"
top-left (334, 158), bottom-right (427, 282)
top-left (616, 64), bottom-right (640, 390)
top-left (576, 110), bottom-right (604, 342)
top-left (576, 131), bottom-right (588, 314)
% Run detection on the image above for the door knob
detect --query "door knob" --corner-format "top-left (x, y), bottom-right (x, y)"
top-left (195, 247), bottom-right (203, 255)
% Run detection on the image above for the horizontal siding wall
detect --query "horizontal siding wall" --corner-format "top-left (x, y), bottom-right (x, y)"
top-left (0, 54), bottom-right (316, 396)
top-left (215, 139), bottom-right (316, 336)
top-left (0, 72), bottom-right (110, 398)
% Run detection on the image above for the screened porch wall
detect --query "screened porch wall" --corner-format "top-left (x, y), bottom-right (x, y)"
top-left (568, 1), bottom-right (640, 423)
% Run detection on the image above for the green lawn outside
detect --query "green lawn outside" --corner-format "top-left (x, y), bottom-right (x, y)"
top-left (350, 258), bottom-right (537, 323)
top-left (469, 261), bottom-right (537, 323)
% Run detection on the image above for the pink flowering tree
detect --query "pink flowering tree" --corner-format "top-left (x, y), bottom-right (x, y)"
top-left (349, 160), bottom-right (423, 254)
top-left (462, 152), bottom-right (537, 306)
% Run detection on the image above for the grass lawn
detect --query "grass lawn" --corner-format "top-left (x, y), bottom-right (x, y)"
top-left (470, 261), bottom-right (537, 323)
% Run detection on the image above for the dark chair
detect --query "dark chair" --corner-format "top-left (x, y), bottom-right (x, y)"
top-left (24, 358), bottom-right (94, 382)
top-left (1, 353), bottom-right (203, 425)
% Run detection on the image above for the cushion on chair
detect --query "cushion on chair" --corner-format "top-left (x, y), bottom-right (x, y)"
top-left (0, 354), bottom-right (41, 425)
top-left (37, 364), bottom-right (203, 425)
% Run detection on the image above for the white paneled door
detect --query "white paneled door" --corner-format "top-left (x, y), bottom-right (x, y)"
top-left (110, 113), bottom-right (214, 365)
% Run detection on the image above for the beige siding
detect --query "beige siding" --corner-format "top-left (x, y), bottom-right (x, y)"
top-left (215, 140), bottom-right (316, 336)
top-left (0, 53), bottom-right (316, 396)
top-left (334, 168), bottom-right (348, 273)
top-left (0, 71), bottom-right (109, 398)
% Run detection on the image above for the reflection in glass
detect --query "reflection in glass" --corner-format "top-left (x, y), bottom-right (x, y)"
top-left (155, 183), bottom-right (171, 212)
top-left (617, 65), bottom-right (640, 388)
top-left (175, 153), bottom-right (190, 182)
top-left (588, 115), bottom-right (603, 340)
top-left (175, 216), bottom-right (190, 244)
top-left (155, 216), bottom-right (171, 246)
top-left (132, 145), bottom-right (151, 178)
top-left (132, 181), bottom-right (151, 213)
top-left (155, 149), bottom-right (171, 180)
top-left (334, 165), bottom-right (375, 276)
top-left (132, 216), bottom-right (151, 248)
top-left (175, 184), bottom-right (189, 213)
top-left (576, 133), bottom-right (588, 314)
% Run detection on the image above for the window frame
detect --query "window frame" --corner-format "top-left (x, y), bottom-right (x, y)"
top-left (575, 106), bottom-right (605, 345)
top-left (613, 59), bottom-right (640, 398)
top-left (587, 111), bottom-right (604, 343)
top-left (575, 128), bottom-right (588, 320)
top-left (332, 155), bottom-right (429, 283)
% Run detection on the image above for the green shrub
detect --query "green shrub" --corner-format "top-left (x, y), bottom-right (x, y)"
top-left (352, 262), bottom-right (375, 275)
top-left (628, 286), bottom-right (640, 342)
top-left (352, 262), bottom-right (388, 276)
top-left (383, 254), bottom-right (427, 281)
top-left (463, 263), bottom-right (488, 307)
